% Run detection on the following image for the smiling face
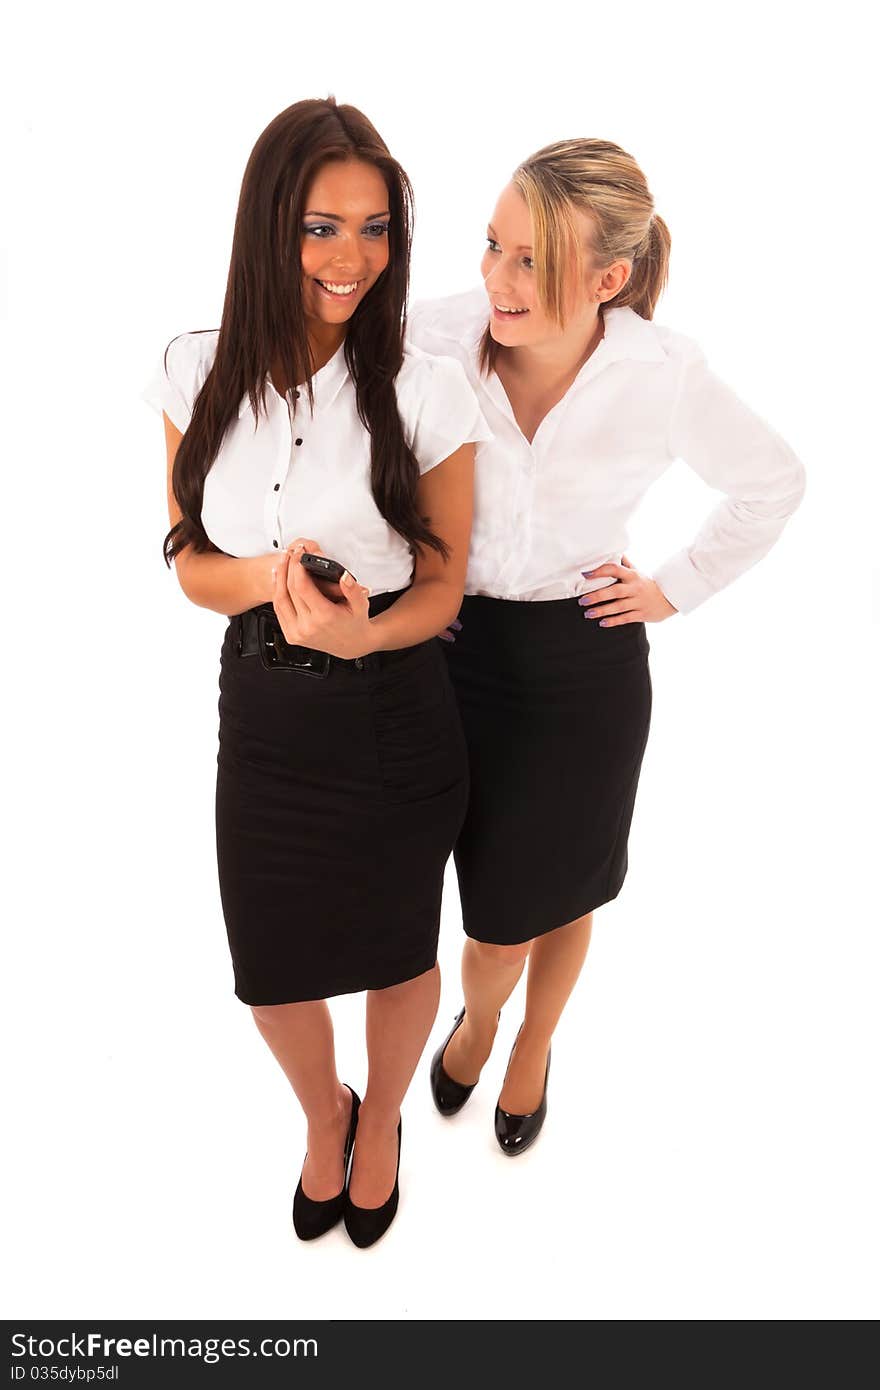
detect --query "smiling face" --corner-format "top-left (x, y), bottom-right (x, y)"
top-left (480, 180), bottom-right (626, 350)
top-left (300, 158), bottom-right (392, 329)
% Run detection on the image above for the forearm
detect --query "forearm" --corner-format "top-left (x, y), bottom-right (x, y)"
top-left (366, 577), bottom-right (462, 652)
top-left (175, 547), bottom-right (276, 617)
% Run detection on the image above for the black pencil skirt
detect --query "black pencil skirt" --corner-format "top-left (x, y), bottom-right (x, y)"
top-left (440, 594), bottom-right (652, 946)
top-left (215, 588), bottom-right (469, 1006)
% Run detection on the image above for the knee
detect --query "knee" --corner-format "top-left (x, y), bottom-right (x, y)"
top-left (250, 1001), bottom-right (295, 1027)
top-left (471, 938), bottom-right (532, 967)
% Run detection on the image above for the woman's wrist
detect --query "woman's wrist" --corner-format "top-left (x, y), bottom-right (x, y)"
top-left (366, 580), bottom-right (461, 652)
top-left (177, 548), bottom-right (279, 615)
top-left (254, 551), bottom-right (280, 605)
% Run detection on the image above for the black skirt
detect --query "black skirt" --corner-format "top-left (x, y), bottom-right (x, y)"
top-left (215, 588), bottom-right (469, 1005)
top-left (440, 594), bottom-right (652, 945)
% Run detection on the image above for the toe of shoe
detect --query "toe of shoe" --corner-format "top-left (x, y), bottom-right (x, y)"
top-left (343, 1191), bottom-right (400, 1248)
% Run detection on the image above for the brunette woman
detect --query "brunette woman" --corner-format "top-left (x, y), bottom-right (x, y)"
top-left (142, 98), bottom-right (490, 1243)
top-left (408, 139), bottom-right (805, 1155)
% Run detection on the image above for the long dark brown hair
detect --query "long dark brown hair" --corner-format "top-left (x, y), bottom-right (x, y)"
top-left (163, 96), bottom-right (449, 566)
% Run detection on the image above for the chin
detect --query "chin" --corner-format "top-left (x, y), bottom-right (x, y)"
top-left (490, 320), bottom-right (530, 343)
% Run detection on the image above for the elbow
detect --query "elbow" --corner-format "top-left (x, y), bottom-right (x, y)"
top-left (413, 575), bottom-right (464, 632)
top-left (775, 458), bottom-right (807, 520)
top-left (171, 552), bottom-right (202, 608)
top-left (439, 576), bottom-right (466, 629)
top-left (781, 445), bottom-right (807, 513)
top-left (791, 457), bottom-right (807, 509)
top-left (748, 450), bottom-right (807, 522)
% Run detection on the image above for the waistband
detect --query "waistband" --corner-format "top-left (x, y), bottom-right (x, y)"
top-left (452, 590), bottom-right (647, 652)
top-left (230, 587), bottom-right (411, 678)
top-left (460, 593), bottom-right (583, 612)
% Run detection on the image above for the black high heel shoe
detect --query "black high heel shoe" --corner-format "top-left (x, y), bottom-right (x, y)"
top-left (343, 1117), bottom-right (402, 1249)
top-left (494, 1029), bottom-right (551, 1157)
top-left (429, 1008), bottom-right (474, 1116)
top-left (429, 1007), bottom-right (501, 1116)
top-left (292, 1084), bottom-right (361, 1240)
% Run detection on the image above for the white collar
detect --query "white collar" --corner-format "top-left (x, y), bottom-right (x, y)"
top-left (237, 338), bottom-right (349, 419)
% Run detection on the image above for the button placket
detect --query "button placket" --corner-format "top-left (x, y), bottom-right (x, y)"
top-left (493, 438), bottom-right (533, 591)
top-left (266, 388), bottom-right (302, 549)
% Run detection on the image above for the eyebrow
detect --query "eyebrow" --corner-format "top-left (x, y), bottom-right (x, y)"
top-left (487, 223), bottom-right (533, 251)
top-left (304, 210), bottom-right (391, 221)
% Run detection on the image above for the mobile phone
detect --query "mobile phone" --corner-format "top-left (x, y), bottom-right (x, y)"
top-left (299, 550), bottom-right (352, 603)
top-left (299, 552), bottom-right (347, 583)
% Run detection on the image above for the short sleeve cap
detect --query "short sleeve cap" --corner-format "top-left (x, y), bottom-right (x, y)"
top-left (395, 348), bottom-right (493, 474)
top-left (141, 332), bottom-right (212, 433)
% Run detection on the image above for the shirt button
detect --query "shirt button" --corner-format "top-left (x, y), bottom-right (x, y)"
top-left (272, 540), bottom-right (279, 547)
top-left (354, 657), bottom-right (364, 669)
top-left (295, 438), bottom-right (303, 447)
top-left (273, 483), bottom-right (280, 491)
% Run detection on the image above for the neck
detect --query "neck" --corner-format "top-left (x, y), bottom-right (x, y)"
top-left (501, 308), bottom-right (604, 385)
top-left (271, 322), bottom-right (346, 395)
top-left (306, 319), bottom-right (347, 373)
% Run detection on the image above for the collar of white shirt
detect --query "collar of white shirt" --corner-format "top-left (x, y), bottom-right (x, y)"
top-left (236, 338), bottom-right (349, 419)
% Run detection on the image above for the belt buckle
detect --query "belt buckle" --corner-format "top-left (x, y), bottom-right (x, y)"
top-left (257, 611), bottom-right (331, 678)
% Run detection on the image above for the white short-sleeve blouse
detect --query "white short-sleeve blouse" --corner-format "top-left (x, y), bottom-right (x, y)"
top-left (142, 330), bottom-right (493, 596)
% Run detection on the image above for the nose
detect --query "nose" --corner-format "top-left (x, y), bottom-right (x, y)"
top-left (484, 256), bottom-right (514, 297)
top-left (327, 233), bottom-right (369, 277)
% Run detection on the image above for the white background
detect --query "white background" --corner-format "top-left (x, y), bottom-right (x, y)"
top-left (4, 0), bottom-right (877, 1322)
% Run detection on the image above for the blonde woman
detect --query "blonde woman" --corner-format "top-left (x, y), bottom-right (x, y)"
top-left (408, 140), bottom-right (805, 1155)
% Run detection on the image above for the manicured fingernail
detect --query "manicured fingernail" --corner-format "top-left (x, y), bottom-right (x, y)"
top-left (599, 619), bottom-right (609, 626)
top-left (450, 620), bottom-right (462, 630)
top-left (582, 570), bottom-right (595, 577)
top-left (341, 570), bottom-right (353, 584)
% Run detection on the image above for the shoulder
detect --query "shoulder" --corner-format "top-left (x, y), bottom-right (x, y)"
top-left (162, 328), bottom-right (220, 390)
top-left (394, 341), bottom-right (492, 473)
top-left (395, 341), bottom-right (474, 407)
top-left (649, 317), bottom-right (708, 367)
top-left (406, 286), bottom-right (488, 351)
top-left (142, 327), bottom-right (219, 432)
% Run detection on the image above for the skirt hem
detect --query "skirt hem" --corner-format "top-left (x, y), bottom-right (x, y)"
top-left (461, 877), bottom-right (627, 947)
top-left (232, 950), bottom-right (439, 1007)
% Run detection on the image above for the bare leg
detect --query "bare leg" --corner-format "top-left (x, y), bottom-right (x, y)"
top-left (349, 963), bottom-right (441, 1208)
top-left (251, 1000), bottom-right (352, 1201)
top-left (498, 911), bottom-right (593, 1114)
top-left (442, 937), bottom-right (532, 1086)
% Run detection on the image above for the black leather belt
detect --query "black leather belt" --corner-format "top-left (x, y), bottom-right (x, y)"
top-left (232, 603), bottom-right (367, 678)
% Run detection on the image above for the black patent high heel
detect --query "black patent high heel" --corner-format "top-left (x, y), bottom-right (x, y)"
top-left (429, 1006), bottom-right (501, 1117)
top-left (343, 1117), bottom-right (402, 1249)
top-left (429, 1008), bottom-right (474, 1116)
top-left (494, 1028), bottom-right (551, 1157)
top-left (292, 1084), bottom-right (361, 1240)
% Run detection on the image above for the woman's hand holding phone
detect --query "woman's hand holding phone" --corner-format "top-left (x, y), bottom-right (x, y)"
top-left (271, 538), bottom-right (375, 660)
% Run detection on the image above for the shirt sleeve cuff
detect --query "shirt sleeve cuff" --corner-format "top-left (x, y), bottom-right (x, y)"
top-left (651, 550), bottom-right (720, 615)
